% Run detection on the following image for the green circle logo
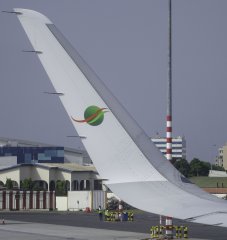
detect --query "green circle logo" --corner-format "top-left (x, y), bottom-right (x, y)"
top-left (71, 105), bottom-right (108, 126)
top-left (84, 106), bottom-right (105, 126)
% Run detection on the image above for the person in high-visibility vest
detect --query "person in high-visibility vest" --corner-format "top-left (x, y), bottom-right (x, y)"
top-left (174, 225), bottom-right (179, 238)
top-left (128, 211), bottom-right (134, 221)
top-left (153, 226), bottom-right (157, 238)
top-left (109, 211), bottom-right (112, 221)
top-left (107, 211), bottom-right (112, 222)
top-left (111, 212), bottom-right (114, 221)
top-left (98, 206), bottom-right (103, 221)
top-left (104, 209), bottom-right (109, 221)
top-left (150, 226), bottom-right (155, 239)
top-left (151, 226), bottom-right (158, 238)
top-left (110, 212), bottom-right (113, 221)
top-left (159, 225), bottom-right (165, 236)
top-left (131, 211), bottom-right (134, 221)
top-left (179, 226), bottom-right (184, 238)
top-left (184, 226), bottom-right (188, 238)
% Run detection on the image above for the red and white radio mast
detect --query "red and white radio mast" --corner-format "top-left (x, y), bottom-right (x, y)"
top-left (166, 0), bottom-right (172, 161)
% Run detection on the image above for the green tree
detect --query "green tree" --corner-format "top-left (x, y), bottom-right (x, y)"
top-left (20, 178), bottom-right (33, 190)
top-left (189, 158), bottom-right (202, 176)
top-left (173, 159), bottom-right (190, 177)
top-left (55, 180), bottom-right (67, 196)
top-left (189, 158), bottom-right (210, 176)
top-left (200, 161), bottom-right (211, 176)
top-left (5, 178), bottom-right (13, 190)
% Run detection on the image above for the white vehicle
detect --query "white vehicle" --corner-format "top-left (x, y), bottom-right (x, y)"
top-left (11, 9), bottom-right (227, 226)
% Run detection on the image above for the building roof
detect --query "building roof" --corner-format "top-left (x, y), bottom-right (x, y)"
top-left (203, 188), bottom-right (227, 194)
top-left (41, 163), bottom-right (97, 173)
top-left (0, 136), bottom-right (83, 154)
top-left (0, 163), bottom-right (97, 173)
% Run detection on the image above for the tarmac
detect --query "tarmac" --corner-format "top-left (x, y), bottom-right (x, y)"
top-left (0, 211), bottom-right (226, 240)
top-left (0, 220), bottom-right (207, 240)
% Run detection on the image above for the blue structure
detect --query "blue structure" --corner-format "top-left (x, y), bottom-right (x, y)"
top-left (0, 146), bottom-right (64, 164)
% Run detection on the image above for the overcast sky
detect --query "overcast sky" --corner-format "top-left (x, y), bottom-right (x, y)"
top-left (0, 0), bottom-right (227, 162)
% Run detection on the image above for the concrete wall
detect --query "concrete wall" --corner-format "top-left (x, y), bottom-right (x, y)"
top-left (92, 191), bottom-right (106, 210)
top-left (67, 191), bottom-right (106, 211)
top-left (68, 191), bottom-right (91, 210)
top-left (209, 170), bottom-right (227, 177)
top-left (56, 196), bottom-right (68, 211)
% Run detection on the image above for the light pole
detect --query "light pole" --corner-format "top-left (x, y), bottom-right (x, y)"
top-left (211, 144), bottom-right (217, 171)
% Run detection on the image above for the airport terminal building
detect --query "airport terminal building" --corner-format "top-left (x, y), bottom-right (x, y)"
top-left (0, 137), bottom-right (91, 166)
top-left (0, 137), bottom-right (106, 211)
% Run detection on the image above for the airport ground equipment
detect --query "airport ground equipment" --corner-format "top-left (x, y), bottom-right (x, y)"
top-left (150, 225), bottom-right (188, 239)
top-left (165, 217), bottom-right (173, 239)
top-left (104, 210), bottom-right (133, 222)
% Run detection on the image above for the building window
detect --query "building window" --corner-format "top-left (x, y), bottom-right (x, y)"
top-left (80, 180), bottom-right (90, 190)
top-left (73, 180), bottom-right (79, 191)
top-left (25, 153), bottom-right (31, 163)
top-left (94, 180), bottom-right (102, 190)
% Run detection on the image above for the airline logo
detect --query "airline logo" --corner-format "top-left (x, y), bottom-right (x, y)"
top-left (71, 106), bottom-right (108, 126)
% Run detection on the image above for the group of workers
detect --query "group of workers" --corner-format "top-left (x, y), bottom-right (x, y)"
top-left (98, 206), bottom-right (134, 222)
top-left (150, 225), bottom-right (188, 239)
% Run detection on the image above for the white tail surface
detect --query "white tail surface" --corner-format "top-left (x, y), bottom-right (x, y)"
top-left (15, 9), bottom-right (227, 226)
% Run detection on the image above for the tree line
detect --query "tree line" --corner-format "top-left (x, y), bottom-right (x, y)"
top-left (172, 158), bottom-right (225, 178)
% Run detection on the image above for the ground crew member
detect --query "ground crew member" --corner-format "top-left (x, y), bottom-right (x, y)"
top-left (128, 211), bottom-right (134, 221)
top-left (131, 211), bottom-right (134, 221)
top-left (150, 226), bottom-right (154, 239)
top-left (175, 225), bottom-right (179, 238)
top-left (111, 211), bottom-right (114, 221)
top-left (104, 209), bottom-right (109, 221)
top-left (98, 205), bottom-right (103, 221)
top-left (152, 226), bottom-right (158, 238)
top-left (127, 211), bottom-right (131, 221)
top-left (184, 226), bottom-right (188, 238)
top-left (108, 211), bottom-right (111, 221)
top-left (179, 226), bottom-right (184, 238)
top-left (159, 225), bottom-right (164, 236)
top-left (153, 226), bottom-right (157, 238)
top-left (107, 210), bottom-right (111, 221)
